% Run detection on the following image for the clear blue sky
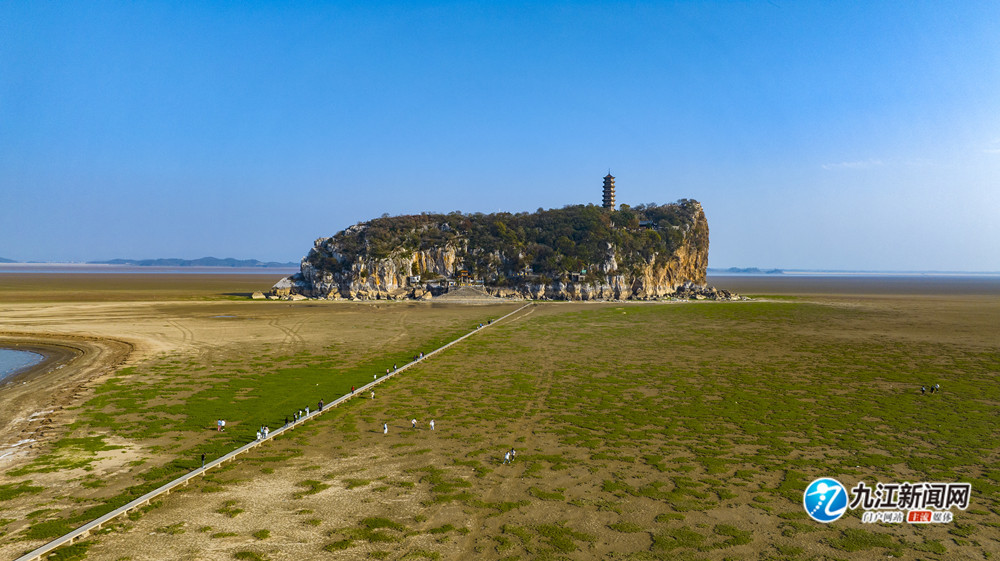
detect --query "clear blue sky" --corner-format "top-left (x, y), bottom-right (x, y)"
top-left (2, 1), bottom-right (998, 270)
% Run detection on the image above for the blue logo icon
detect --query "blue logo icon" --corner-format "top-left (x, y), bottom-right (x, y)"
top-left (804, 478), bottom-right (848, 523)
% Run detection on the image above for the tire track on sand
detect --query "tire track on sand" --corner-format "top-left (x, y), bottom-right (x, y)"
top-left (268, 317), bottom-right (305, 348)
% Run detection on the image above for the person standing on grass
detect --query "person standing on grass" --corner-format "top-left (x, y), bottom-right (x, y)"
top-left (921, 386), bottom-right (926, 395)
top-left (412, 418), bottom-right (417, 429)
top-left (429, 419), bottom-right (435, 430)
top-left (503, 451), bottom-right (510, 464)
top-left (220, 420), bottom-right (225, 432)
top-left (371, 390), bottom-right (375, 400)
top-left (383, 423), bottom-right (388, 435)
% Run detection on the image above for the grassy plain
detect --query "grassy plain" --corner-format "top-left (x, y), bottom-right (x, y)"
top-left (1, 273), bottom-right (999, 560)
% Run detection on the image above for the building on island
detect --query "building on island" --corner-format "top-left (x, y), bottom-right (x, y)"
top-left (602, 173), bottom-right (616, 209)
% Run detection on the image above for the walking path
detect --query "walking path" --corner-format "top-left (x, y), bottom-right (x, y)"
top-left (15, 303), bottom-right (533, 561)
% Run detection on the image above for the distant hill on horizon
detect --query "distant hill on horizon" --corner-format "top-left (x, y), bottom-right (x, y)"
top-left (708, 267), bottom-right (785, 275)
top-left (88, 257), bottom-right (297, 268)
top-left (0, 257), bottom-right (15, 263)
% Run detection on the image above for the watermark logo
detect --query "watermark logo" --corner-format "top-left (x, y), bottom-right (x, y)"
top-left (804, 479), bottom-right (971, 524)
top-left (851, 481), bottom-right (970, 524)
top-left (803, 478), bottom-right (848, 523)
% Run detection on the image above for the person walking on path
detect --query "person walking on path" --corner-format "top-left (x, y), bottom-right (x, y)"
top-left (319, 400), bottom-right (324, 411)
top-left (383, 423), bottom-right (388, 435)
top-left (305, 406), bottom-right (310, 416)
top-left (201, 453), bottom-right (205, 468)
top-left (429, 419), bottom-right (435, 430)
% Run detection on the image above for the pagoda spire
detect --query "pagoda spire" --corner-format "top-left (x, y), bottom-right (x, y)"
top-left (602, 172), bottom-right (616, 209)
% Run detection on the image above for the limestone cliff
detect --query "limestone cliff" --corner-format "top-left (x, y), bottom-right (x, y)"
top-left (272, 200), bottom-right (730, 301)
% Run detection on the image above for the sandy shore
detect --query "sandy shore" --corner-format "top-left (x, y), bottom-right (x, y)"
top-left (0, 333), bottom-right (132, 464)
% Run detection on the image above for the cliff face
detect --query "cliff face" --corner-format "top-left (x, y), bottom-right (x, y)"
top-left (272, 201), bottom-right (714, 301)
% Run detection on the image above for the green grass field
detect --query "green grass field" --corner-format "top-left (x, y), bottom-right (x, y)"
top-left (288, 301), bottom-right (996, 560)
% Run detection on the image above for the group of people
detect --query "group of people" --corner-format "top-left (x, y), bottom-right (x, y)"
top-left (502, 447), bottom-right (517, 464)
top-left (293, 406), bottom-right (310, 422)
top-left (382, 418), bottom-right (435, 434)
top-left (921, 384), bottom-right (942, 394)
top-left (243, 342), bottom-right (464, 444)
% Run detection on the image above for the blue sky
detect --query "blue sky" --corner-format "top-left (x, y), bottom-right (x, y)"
top-left (2, 1), bottom-right (998, 270)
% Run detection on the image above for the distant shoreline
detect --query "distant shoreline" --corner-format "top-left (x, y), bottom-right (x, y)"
top-left (0, 264), bottom-right (298, 275)
top-left (708, 268), bottom-right (1000, 277)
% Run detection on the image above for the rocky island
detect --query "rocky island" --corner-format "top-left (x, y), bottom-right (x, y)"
top-left (271, 197), bottom-right (739, 301)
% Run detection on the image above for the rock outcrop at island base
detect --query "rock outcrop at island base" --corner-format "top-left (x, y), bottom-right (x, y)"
top-left (271, 200), bottom-right (738, 301)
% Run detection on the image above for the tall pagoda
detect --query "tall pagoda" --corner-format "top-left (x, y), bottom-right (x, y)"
top-left (602, 173), bottom-right (616, 209)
